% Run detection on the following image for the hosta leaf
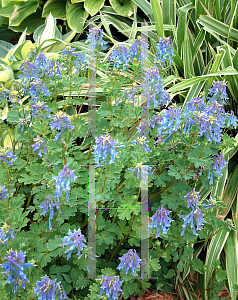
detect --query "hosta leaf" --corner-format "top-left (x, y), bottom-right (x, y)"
top-left (9, 0), bottom-right (39, 26)
top-left (66, 2), bottom-right (89, 33)
top-left (109, 0), bottom-right (134, 17)
top-left (84, 0), bottom-right (105, 16)
top-left (42, 0), bottom-right (67, 19)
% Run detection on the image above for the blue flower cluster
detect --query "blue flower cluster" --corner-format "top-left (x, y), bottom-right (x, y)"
top-left (128, 162), bottom-right (153, 181)
top-left (117, 249), bottom-right (141, 275)
top-left (142, 66), bottom-right (171, 108)
top-left (92, 133), bottom-right (125, 167)
top-left (32, 135), bottom-right (47, 158)
top-left (39, 194), bottom-right (61, 231)
top-left (0, 148), bottom-right (17, 166)
top-left (87, 27), bottom-right (108, 51)
top-left (60, 228), bottom-right (87, 260)
top-left (0, 223), bottom-right (15, 245)
top-left (0, 185), bottom-right (9, 201)
top-left (52, 163), bottom-right (77, 201)
top-left (1, 250), bottom-right (34, 293)
top-left (149, 206), bottom-right (174, 238)
top-left (62, 46), bottom-right (88, 73)
top-left (34, 275), bottom-right (68, 300)
top-left (31, 101), bottom-right (51, 119)
top-left (202, 197), bottom-right (217, 210)
top-left (131, 136), bottom-right (152, 153)
top-left (116, 86), bottom-right (138, 107)
top-left (178, 189), bottom-right (206, 236)
top-left (207, 153), bottom-right (227, 185)
top-left (18, 117), bottom-right (31, 132)
top-left (107, 38), bottom-right (148, 71)
top-left (99, 274), bottom-right (124, 300)
top-left (150, 82), bottom-right (238, 145)
top-left (49, 111), bottom-right (75, 141)
top-left (154, 37), bottom-right (175, 69)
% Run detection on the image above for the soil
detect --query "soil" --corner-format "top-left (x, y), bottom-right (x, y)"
top-left (118, 272), bottom-right (232, 300)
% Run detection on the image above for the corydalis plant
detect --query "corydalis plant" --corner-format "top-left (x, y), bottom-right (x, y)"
top-left (1, 250), bottom-right (35, 293)
top-left (34, 275), bottom-right (68, 300)
top-left (52, 164), bottom-right (77, 201)
top-left (92, 133), bottom-right (125, 167)
top-left (99, 274), bottom-right (124, 300)
top-left (117, 249), bottom-right (141, 275)
top-left (60, 228), bottom-right (87, 260)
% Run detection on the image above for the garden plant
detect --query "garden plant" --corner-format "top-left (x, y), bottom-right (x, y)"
top-left (0, 23), bottom-right (238, 300)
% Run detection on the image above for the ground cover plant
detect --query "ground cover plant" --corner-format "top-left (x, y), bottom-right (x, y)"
top-left (0, 25), bottom-right (238, 300)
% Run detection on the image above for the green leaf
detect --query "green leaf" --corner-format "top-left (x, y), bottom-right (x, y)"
top-left (131, 0), bottom-right (153, 22)
top-left (151, 0), bottom-right (164, 38)
top-left (84, 0), bottom-right (105, 16)
top-left (167, 67), bottom-right (238, 95)
top-left (109, 0), bottom-right (134, 17)
top-left (0, 41), bottom-right (14, 58)
top-left (226, 230), bottom-right (238, 300)
top-left (204, 227), bottom-right (229, 299)
top-left (9, 7), bottom-right (45, 34)
top-left (9, 0), bottom-right (39, 26)
top-left (66, 3), bottom-right (89, 33)
top-left (47, 235), bottom-right (62, 251)
top-left (164, 269), bottom-right (175, 278)
top-left (219, 165), bottom-right (238, 218)
top-left (42, 0), bottom-right (67, 19)
top-left (198, 15), bottom-right (238, 42)
top-left (34, 13), bottom-right (61, 49)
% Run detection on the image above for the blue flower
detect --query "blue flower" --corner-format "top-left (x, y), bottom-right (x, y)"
top-left (99, 274), bottom-right (124, 300)
top-left (60, 228), bottom-right (87, 260)
top-left (136, 119), bottom-right (151, 138)
top-left (117, 249), bottom-right (141, 275)
top-left (0, 185), bottom-right (9, 201)
top-left (19, 62), bottom-right (39, 88)
top-left (34, 275), bottom-right (68, 300)
top-left (39, 194), bottom-right (61, 231)
top-left (142, 66), bottom-right (170, 108)
top-left (128, 162), bottom-right (153, 181)
top-left (178, 210), bottom-right (197, 236)
top-left (92, 134), bottom-right (125, 167)
top-left (156, 106), bottom-right (182, 141)
top-left (33, 53), bottom-right (63, 80)
top-left (0, 148), bottom-right (17, 166)
top-left (202, 197), bottom-right (217, 210)
top-left (116, 86), bottom-right (138, 107)
top-left (87, 27), bottom-right (108, 51)
top-left (0, 223), bottom-right (15, 245)
top-left (154, 37), bottom-right (175, 69)
top-left (149, 206), bottom-right (173, 238)
top-left (29, 79), bottom-right (51, 101)
top-left (226, 111), bottom-right (238, 128)
top-left (128, 39), bottom-right (142, 64)
top-left (213, 153), bottom-right (227, 177)
top-left (207, 165), bottom-right (213, 185)
top-left (52, 164), bottom-right (77, 201)
top-left (184, 189), bottom-right (200, 209)
top-left (18, 117), bottom-right (31, 132)
top-left (1, 250), bottom-right (35, 293)
top-left (49, 111), bottom-right (75, 141)
top-left (31, 101), bottom-right (51, 119)
top-left (32, 135), bottom-right (47, 158)
top-left (208, 81), bottom-right (228, 105)
top-left (62, 47), bottom-right (88, 73)
top-left (107, 45), bottom-right (130, 71)
top-left (131, 136), bottom-right (152, 152)
top-left (178, 208), bottom-right (206, 236)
